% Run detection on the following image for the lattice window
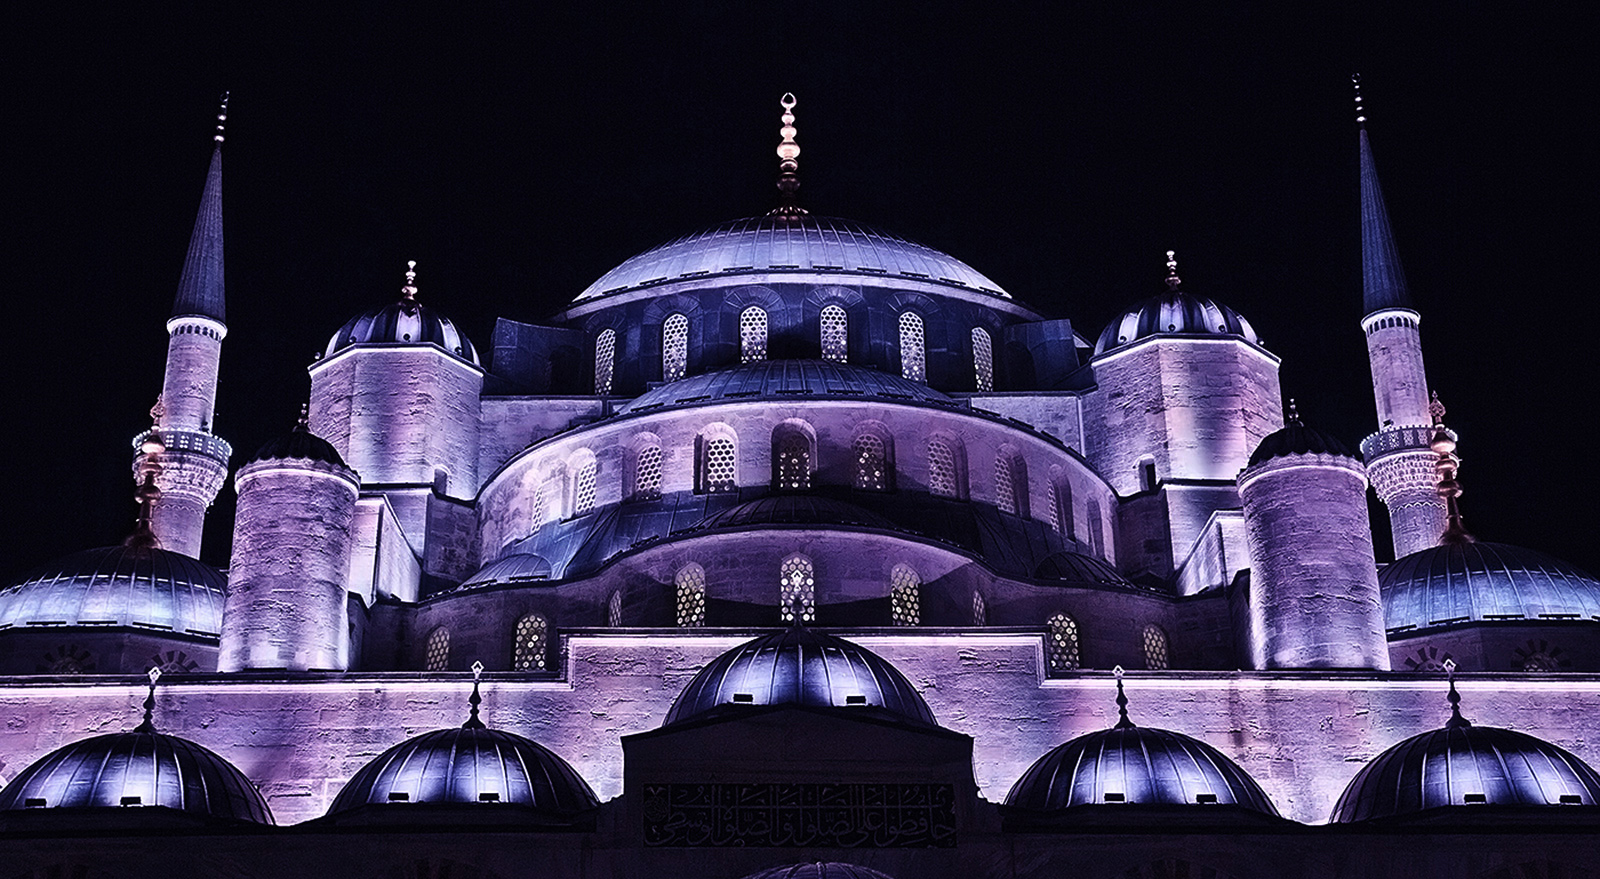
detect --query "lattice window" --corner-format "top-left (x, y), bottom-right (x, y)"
top-left (740, 307), bottom-right (768, 363)
top-left (853, 433), bottom-right (887, 491)
top-left (1047, 613), bottom-right (1081, 671)
top-left (995, 454), bottom-right (1018, 515)
top-left (779, 555), bottom-right (816, 623)
top-left (972, 327), bottom-right (993, 391)
top-left (820, 304), bottom-right (848, 361)
top-left (1142, 625), bottom-right (1170, 670)
top-left (634, 444), bottom-right (663, 500)
top-left (512, 614), bottom-right (548, 671)
top-left (1085, 498), bottom-right (1105, 556)
top-left (424, 627), bottom-right (450, 671)
top-left (1049, 481), bottom-right (1073, 537)
top-left (775, 431), bottom-right (811, 490)
top-left (532, 483), bottom-right (549, 528)
top-left (573, 459), bottom-right (598, 516)
top-left (608, 591), bottom-right (623, 627)
top-left (704, 437), bottom-right (737, 493)
top-left (662, 313), bottom-right (688, 382)
top-left (972, 591), bottom-right (987, 626)
top-left (890, 564), bottom-right (921, 626)
top-left (928, 439), bottom-right (958, 498)
top-left (675, 565), bottom-right (707, 627)
top-left (594, 329), bottom-right (616, 395)
top-left (899, 312), bottom-right (925, 381)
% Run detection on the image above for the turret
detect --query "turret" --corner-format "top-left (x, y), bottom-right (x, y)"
top-left (1237, 404), bottom-right (1389, 670)
top-left (131, 95), bottom-right (233, 558)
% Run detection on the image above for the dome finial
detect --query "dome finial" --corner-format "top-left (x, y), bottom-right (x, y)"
top-left (401, 260), bottom-right (419, 301)
top-left (214, 92), bottom-right (229, 144)
top-left (1112, 665), bottom-right (1134, 729)
top-left (296, 403), bottom-right (309, 430)
top-left (135, 666), bottom-right (162, 733)
top-left (464, 660), bottom-right (487, 729)
top-left (1430, 393), bottom-right (1474, 544)
top-left (1443, 658), bottom-right (1471, 729)
top-left (1352, 73), bottom-right (1366, 128)
top-left (1286, 398), bottom-right (1301, 426)
top-left (1165, 250), bottom-right (1182, 291)
top-left (127, 419), bottom-right (165, 551)
top-left (769, 93), bottom-right (808, 218)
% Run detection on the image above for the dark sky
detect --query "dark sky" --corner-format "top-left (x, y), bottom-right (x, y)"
top-left (4, 4), bottom-right (1596, 578)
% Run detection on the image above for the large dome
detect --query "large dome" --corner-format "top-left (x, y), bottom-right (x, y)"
top-left (1380, 541), bottom-right (1600, 632)
top-left (664, 627), bottom-right (937, 728)
top-left (620, 359), bottom-right (954, 415)
top-left (695, 495), bottom-right (896, 532)
top-left (576, 215), bottom-right (1008, 302)
top-left (0, 544), bottom-right (225, 635)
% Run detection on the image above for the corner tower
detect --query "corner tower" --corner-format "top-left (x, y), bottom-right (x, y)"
top-left (131, 95), bottom-right (234, 558)
top-left (1354, 77), bottom-right (1446, 558)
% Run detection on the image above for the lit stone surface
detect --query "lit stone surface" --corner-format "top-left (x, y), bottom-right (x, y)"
top-left (1364, 314), bottom-right (1431, 429)
top-left (158, 319), bottom-right (225, 432)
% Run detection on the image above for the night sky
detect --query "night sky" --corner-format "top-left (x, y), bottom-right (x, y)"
top-left (5, 5), bottom-right (1595, 579)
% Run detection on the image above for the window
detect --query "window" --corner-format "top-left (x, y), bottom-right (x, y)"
top-left (995, 454), bottom-right (1018, 515)
top-left (740, 307), bottom-right (768, 363)
top-left (675, 565), bottom-right (707, 627)
top-left (704, 436), bottom-right (737, 493)
top-left (1085, 498), bottom-right (1105, 557)
top-left (820, 304), bottom-right (848, 361)
top-left (779, 554), bottom-right (815, 623)
top-left (928, 438), bottom-right (959, 498)
top-left (594, 329), bottom-right (616, 395)
top-left (531, 481), bottom-right (550, 528)
top-left (890, 564), bottom-right (921, 626)
top-left (899, 312), bottom-right (925, 381)
top-left (1047, 613), bottom-right (1081, 671)
top-left (972, 327), bottom-right (993, 391)
top-left (572, 458), bottom-right (598, 516)
top-left (1143, 624), bottom-right (1170, 670)
top-left (1138, 456), bottom-right (1158, 492)
top-left (662, 313), bottom-right (688, 382)
top-left (852, 433), bottom-right (888, 491)
top-left (424, 627), bottom-right (450, 671)
top-left (633, 443), bottom-right (663, 500)
top-left (608, 591), bottom-right (623, 627)
top-left (971, 591), bottom-right (987, 626)
top-left (512, 615), bottom-right (548, 671)
top-left (774, 427), bottom-right (811, 491)
top-left (1049, 480), bottom-right (1074, 537)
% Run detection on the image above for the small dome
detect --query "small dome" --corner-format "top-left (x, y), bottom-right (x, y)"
top-left (461, 553), bottom-right (555, 588)
top-left (1332, 723), bottom-right (1600, 822)
top-left (0, 544), bottom-right (225, 635)
top-left (665, 627), bottom-right (937, 728)
top-left (1247, 422), bottom-right (1353, 467)
top-left (1006, 723), bottom-right (1278, 813)
top-left (1094, 291), bottom-right (1259, 356)
top-left (696, 496), bottom-right (896, 532)
top-left (0, 731), bottom-right (272, 823)
top-left (328, 726), bottom-right (598, 815)
top-left (1380, 541), bottom-right (1600, 632)
top-left (738, 865), bottom-right (896, 879)
top-left (576, 215), bottom-right (1007, 302)
top-left (621, 360), bottom-right (953, 415)
top-left (1032, 551), bottom-right (1134, 587)
top-left (324, 300), bottom-right (479, 365)
top-left (249, 423), bottom-right (347, 468)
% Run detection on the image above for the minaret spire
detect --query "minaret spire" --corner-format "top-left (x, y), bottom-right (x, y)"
top-left (171, 92), bottom-right (228, 324)
top-left (1356, 75), bottom-right (1412, 316)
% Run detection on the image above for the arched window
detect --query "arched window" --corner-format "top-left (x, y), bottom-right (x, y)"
top-left (740, 307), bottom-right (768, 363)
top-left (675, 564), bottom-right (707, 627)
top-left (779, 554), bottom-right (815, 623)
top-left (852, 432), bottom-right (889, 491)
top-left (608, 591), bottom-right (623, 627)
top-left (898, 312), bottom-right (926, 381)
top-left (820, 304), bottom-right (848, 362)
top-left (632, 442), bottom-right (663, 501)
top-left (424, 627), bottom-right (450, 671)
top-left (1047, 613), bottom-right (1081, 671)
top-left (972, 327), bottom-right (993, 391)
top-left (702, 435), bottom-right (737, 493)
top-left (662, 313), bottom-right (689, 382)
top-left (531, 483), bottom-right (549, 528)
top-left (972, 591), bottom-right (987, 626)
top-left (572, 458), bottom-right (599, 516)
top-left (890, 564), bottom-right (921, 626)
top-left (1049, 479), bottom-right (1074, 538)
top-left (928, 438), bottom-right (960, 498)
top-left (1085, 497), bottom-right (1106, 557)
top-left (773, 425), bottom-right (812, 491)
top-left (594, 328), bottom-right (616, 395)
top-left (1142, 624), bottom-right (1170, 670)
top-left (512, 614), bottom-right (548, 671)
top-left (995, 452), bottom-right (1028, 516)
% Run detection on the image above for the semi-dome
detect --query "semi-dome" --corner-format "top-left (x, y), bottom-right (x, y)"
top-left (664, 627), bottom-right (937, 728)
top-left (695, 495), bottom-right (896, 532)
top-left (0, 544), bottom-right (225, 635)
top-left (738, 865), bottom-right (896, 879)
top-left (620, 359), bottom-right (953, 414)
top-left (328, 726), bottom-right (598, 815)
top-left (576, 215), bottom-right (1008, 302)
top-left (1032, 551), bottom-right (1135, 587)
top-left (249, 422), bottom-right (347, 467)
top-left (1380, 541), bottom-right (1600, 632)
top-left (1094, 264), bottom-right (1260, 356)
top-left (1247, 422), bottom-right (1353, 467)
top-left (0, 730), bottom-right (272, 823)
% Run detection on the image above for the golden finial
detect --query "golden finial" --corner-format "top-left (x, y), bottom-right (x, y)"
top-left (1165, 250), bottom-right (1182, 291)
top-left (464, 660), bottom-right (486, 730)
top-left (214, 92), bottom-right (230, 144)
top-left (1352, 74), bottom-right (1365, 128)
top-left (1286, 398), bottom-right (1301, 426)
top-left (401, 260), bottom-right (418, 301)
top-left (769, 93), bottom-right (808, 218)
top-left (135, 666), bottom-right (162, 732)
top-left (1429, 393), bottom-right (1473, 544)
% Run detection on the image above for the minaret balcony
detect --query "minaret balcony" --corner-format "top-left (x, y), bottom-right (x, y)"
top-left (132, 428), bottom-right (233, 467)
top-left (1360, 424), bottom-right (1454, 463)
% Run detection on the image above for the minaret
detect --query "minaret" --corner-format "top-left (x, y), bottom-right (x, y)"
top-left (1352, 76), bottom-right (1447, 558)
top-left (131, 94), bottom-right (234, 559)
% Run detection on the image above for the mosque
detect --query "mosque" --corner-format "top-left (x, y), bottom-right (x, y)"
top-left (0, 85), bottom-right (1597, 878)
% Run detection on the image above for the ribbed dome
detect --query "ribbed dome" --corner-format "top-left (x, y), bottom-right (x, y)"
top-left (1331, 723), bottom-right (1600, 822)
top-left (1005, 724), bottom-right (1278, 814)
top-left (0, 544), bottom-right (225, 636)
top-left (1247, 422), bottom-right (1353, 467)
top-left (0, 731), bottom-right (272, 823)
top-left (328, 726), bottom-right (598, 815)
top-left (664, 627), bottom-right (937, 728)
top-left (1094, 291), bottom-right (1259, 356)
top-left (1032, 551), bottom-right (1134, 586)
top-left (621, 360), bottom-right (952, 414)
top-left (738, 864), bottom-right (897, 879)
top-left (249, 423), bottom-right (347, 467)
top-left (324, 299), bottom-right (479, 365)
top-left (576, 215), bottom-right (1007, 301)
top-left (461, 553), bottom-right (555, 588)
top-left (1380, 541), bottom-right (1600, 632)
top-left (696, 496), bottom-right (896, 532)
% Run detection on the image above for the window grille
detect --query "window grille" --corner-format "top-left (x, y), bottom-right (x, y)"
top-left (899, 312), bottom-right (925, 381)
top-left (608, 591), bottom-right (623, 627)
top-left (852, 433), bottom-right (887, 491)
top-left (663, 313), bottom-right (688, 382)
top-left (634, 444), bottom-right (663, 500)
top-left (972, 592), bottom-right (987, 626)
top-left (675, 565), bottom-right (707, 627)
top-left (532, 483), bottom-right (549, 528)
top-left (775, 431), bottom-right (811, 490)
top-left (573, 459), bottom-right (598, 516)
top-left (972, 327), bottom-right (993, 391)
top-left (1049, 482), bottom-right (1073, 537)
top-left (1142, 624), bottom-right (1170, 670)
top-left (594, 329), bottom-right (616, 395)
top-left (424, 627), bottom-right (450, 671)
top-left (740, 307), bottom-right (768, 363)
top-left (820, 305), bottom-right (848, 361)
top-left (1047, 613), bottom-right (1081, 671)
top-left (928, 440), bottom-right (958, 498)
top-left (890, 564), bottom-right (921, 626)
top-left (995, 455), bottom-right (1017, 514)
top-left (779, 555), bottom-right (816, 623)
top-left (512, 615), bottom-right (548, 671)
top-left (704, 437), bottom-right (737, 493)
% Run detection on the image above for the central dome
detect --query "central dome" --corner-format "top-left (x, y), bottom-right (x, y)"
top-left (1381, 541), bottom-right (1600, 632)
top-left (621, 360), bottom-right (954, 414)
top-left (576, 215), bottom-right (1008, 301)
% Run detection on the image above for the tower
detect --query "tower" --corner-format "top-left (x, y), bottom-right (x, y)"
top-left (130, 95), bottom-right (233, 558)
top-left (1353, 77), bottom-right (1446, 558)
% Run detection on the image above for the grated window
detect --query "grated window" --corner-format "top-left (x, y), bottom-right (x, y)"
top-left (852, 433), bottom-right (887, 491)
top-left (740, 307), bottom-right (768, 363)
top-left (779, 555), bottom-right (816, 623)
top-left (899, 312), bottom-right (925, 381)
top-left (1047, 613), bottom-right (1081, 671)
top-left (512, 615), bottom-right (548, 671)
top-left (775, 431), bottom-right (811, 490)
top-left (608, 591), bottom-right (623, 627)
top-left (424, 627), bottom-right (450, 671)
top-left (1142, 624), bottom-right (1170, 670)
top-left (675, 565), bottom-right (707, 627)
top-left (573, 459), bottom-right (598, 516)
top-left (820, 304), bottom-right (848, 362)
top-left (928, 439), bottom-right (958, 498)
top-left (972, 591), bottom-right (987, 626)
top-left (594, 329), bottom-right (616, 395)
top-left (1049, 482), bottom-right (1074, 537)
top-left (972, 327), bottom-right (993, 391)
top-left (662, 313), bottom-right (688, 382)
top-left (634, 444), bottom-right (663, 500)
top-left (704, 437), bottom-right (737, 493)
top-left (890, 564), bottom-right (921, 626)
top-left (995, 454), bottom-right (1018, 514)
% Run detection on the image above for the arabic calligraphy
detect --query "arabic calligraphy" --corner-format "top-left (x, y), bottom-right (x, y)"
top-left (642, 782), bottom-right (957, 848)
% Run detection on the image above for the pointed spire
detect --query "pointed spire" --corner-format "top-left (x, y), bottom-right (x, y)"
top-left (134, 666), bottom-right (162, 733)
top-left (769, 93), bottom-right (808, 218)
top-left (1443, 659), bottom-right (1471, 729)
top-left (463, 661), bottom-right (487, 729)
top-left (1164, 250), bottom-right (1182, 291)
top-left (1112, 665), bottom-right (1134, 729)
top-left (171, 93), bottom-right (227, 324)
top-left (1356, 75), bottom-right (1413, 316)
top-left (1430, 392), bottom-right (1474, 544)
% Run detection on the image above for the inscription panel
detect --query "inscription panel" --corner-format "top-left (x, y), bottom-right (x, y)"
top-left (642, 782), bottom-right (957, 848)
